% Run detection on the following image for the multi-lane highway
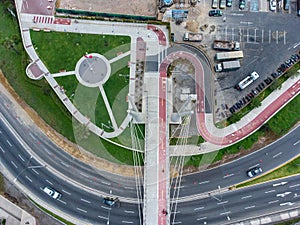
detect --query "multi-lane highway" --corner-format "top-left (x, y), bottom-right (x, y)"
top-left (172, 175), bottom-right (300, 225)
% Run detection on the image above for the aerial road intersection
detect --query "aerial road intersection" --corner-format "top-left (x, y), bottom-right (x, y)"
top-left (0, 0), bottom-right (300, 224)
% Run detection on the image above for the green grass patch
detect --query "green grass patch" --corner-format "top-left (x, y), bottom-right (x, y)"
top-left (0, 4), bottom-right (137, 164)
top-left (30, 30), bottom-right (130, 73)
top-left (227, 62), bottom-right (300, 124)
top-left (0, 174), bottom-right (4, 193)
top-left (274, 217), bottom-right (300, 225)
top-left (237, 156), bottom-right (300, 188)
top-left (30, 198), bottom-right (75, 225)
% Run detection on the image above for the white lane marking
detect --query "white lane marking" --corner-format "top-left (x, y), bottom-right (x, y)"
top-left (76, 208), bottom-right (87, 213)
top-left (81, 198), bottom-right (91, 204)
top-left (25, 176), bottom-right (32, 182)
top-left (79, 172), bottom-right (89, 178)
top-left (32, 168), bottom-right (39, 175)
top-left (197, 217), bottom-right (207, 220)
top-left (124, 210), bottom-right (135, 214)
top-left (29, 133), bottom-right (36, 140)
top-left (11, 161), bottom-right (17, 168)
top-left (46, 179), bottom-right (53, 185)
top-left (57, 199), bottom-right (66, 204)
top-left (171, 222), bottom-right (182, 224)
top-left (0, 146), bottom-right (5, 153)
top-left (273, 152), bottom-right (282, 158)
top-left (249, 164), bottom-right (260, 169)
top-left (245, 205), bottom-right (255, 209)
top-left (265, 190), bottom-right (275, 193)
top-left (268, 200), bottom-right (279, 204)
top-left (289, 184), bottom-right (300, 188)
top-left (18, 154), bottom-right (25, 162)
top-left (223, 173), bottom-right (234, 178)
top-left (194, 206), bottom-right (204, 211)
top-left (199, 180), bottom-right (210, 185)
top-left (217, 201), bottom-right (228, 205)
top-left (122, 221), bottom-right (134, 224)
top-left (6, 140), bottom-right (12, 147)
top-left (101, 206), bottom-right (111, 210)
top-left (241, 195), bottom-right (252, 199)
top-left (124, 186), bottom-right (134, 190)
top-left (220, 211), bottom-right (231, 215)
top-left (98, 215), bottom-right (108, 220)
top-left (60, 161), bottom-right (70, 167)
top-left (280, 202), bottom-right (294, 206)
top-left (62, 189), bottom-right (71, 195)
top-left (293, 140), bottom-right (300, 145)
top-left (101, 181), bottom-right (111, 186)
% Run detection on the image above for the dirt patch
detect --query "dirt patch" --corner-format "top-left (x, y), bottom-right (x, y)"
top-left (57, 0), bottom-right (158, 17)
top-left (0, 71), bottom-right (137, 177)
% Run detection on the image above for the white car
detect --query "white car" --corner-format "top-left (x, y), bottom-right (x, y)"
top-left (43, 186), bottom-right (62, 199)
top-left (270, 0), bottom-right (276, 11)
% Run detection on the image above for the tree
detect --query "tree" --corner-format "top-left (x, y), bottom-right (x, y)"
top-left (249, 97), bottom-right (261, 110)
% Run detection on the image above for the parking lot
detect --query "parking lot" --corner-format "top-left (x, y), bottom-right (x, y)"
top-left (169, 0), bottom-right (300, 122)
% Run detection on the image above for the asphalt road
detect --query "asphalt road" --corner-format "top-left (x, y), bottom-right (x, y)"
top-left (174, 124), bottom-right (300, 199)
top-left (171, 175), bottom-right (300, 225)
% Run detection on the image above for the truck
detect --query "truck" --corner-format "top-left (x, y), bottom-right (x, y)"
top-left (183, 32), bottom-right (203, 42)
top-left (214, 60), bottom-right (240, 72)
top-left (236, 71), bottom-right (260, 90)
top-left (215, 50), bottom-right (244, 61)
top-left (213, 40), bottom-right (240, 51)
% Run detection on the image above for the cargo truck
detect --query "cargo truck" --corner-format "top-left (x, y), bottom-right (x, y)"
top-left (183, 32), bottom-right (203, 42)
top-left (214, 60), bottom-right (240, 72)
top-left (215, 51), bottom-right (244, 61)
top-left (213, 40), bottom-right (240, 51)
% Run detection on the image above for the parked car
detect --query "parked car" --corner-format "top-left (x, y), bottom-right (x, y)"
top-left (220, 0), bottom-right (226, 8)
top-left (226, 0), bottom-right (232, 7)
top-left (247, 167), bottom-right (262, 177)
top-left (239, 0), bottom-right (246, 9)
top-left (43, 186), bottom-right (62, 200)
top-left (209, 9), bottom-right (223, 16)
top-left (269, 0), bottom-right (276, 11)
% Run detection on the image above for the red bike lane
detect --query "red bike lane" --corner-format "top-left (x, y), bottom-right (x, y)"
top-left (159, 51), bottom-right (300, 146)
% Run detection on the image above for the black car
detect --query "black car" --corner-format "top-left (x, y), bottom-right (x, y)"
top-left (103, 197), bottom-right (120, 207)
top-left (247, 167), bottom-right (262, 177)
top-left (208, 9), bottom-right (223, 17)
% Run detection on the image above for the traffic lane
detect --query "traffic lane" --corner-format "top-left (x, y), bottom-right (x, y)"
top-left (0, 107), bottom-right (139, 199)
top-left (174, 176), bottom-right (300, 224)
top-left (177, 125), bottom-right (300, 197)
top-left (15, 163), bottom-right (141, 225)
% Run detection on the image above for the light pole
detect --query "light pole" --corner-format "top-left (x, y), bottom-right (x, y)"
top-left (14, 156), bottom-right (45, 182)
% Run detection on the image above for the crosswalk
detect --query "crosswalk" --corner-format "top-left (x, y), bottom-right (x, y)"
top-left (32, 16), bottom-right (54, 24)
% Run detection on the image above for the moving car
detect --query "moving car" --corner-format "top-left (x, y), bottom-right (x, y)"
top-left (247, 167), bottom-right (262, 177)
top-left (103, 197), bottom-right (120, 207)
top-left (208, 9), bottom-right (223, 17)
top-left (43, 186), bottom-right (62, 199)
top-left (269, 0), bottom-right (276, 11)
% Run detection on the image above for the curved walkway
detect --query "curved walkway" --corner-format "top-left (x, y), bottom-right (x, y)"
top-left (162, 51), bottom-right (300, 155)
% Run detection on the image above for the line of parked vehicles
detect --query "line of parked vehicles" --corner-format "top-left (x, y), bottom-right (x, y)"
top-left (228, 52), bottom-right (300, 115)
top-left (211, 0), bottom-right (245, 10)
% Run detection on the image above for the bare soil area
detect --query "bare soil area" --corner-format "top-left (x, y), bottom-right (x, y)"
top-left (57, 0), bottom-right (158, 17)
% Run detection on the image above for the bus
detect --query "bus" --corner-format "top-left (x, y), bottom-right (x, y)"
top-left (215, 51), bottom-right (244, 61)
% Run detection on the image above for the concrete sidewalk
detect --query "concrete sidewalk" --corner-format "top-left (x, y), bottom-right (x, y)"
top-left (0, 194), bottom-right (36, 225)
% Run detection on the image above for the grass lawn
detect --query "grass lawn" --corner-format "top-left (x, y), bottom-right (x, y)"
top-left (183, 85), bottom-right (300, 168)
top-left (0, 4), bottom-right (139, 164)
top-left (237, 156), bottom-right (300, 188)
top-left (30, 30), bottom-right (131, 73)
